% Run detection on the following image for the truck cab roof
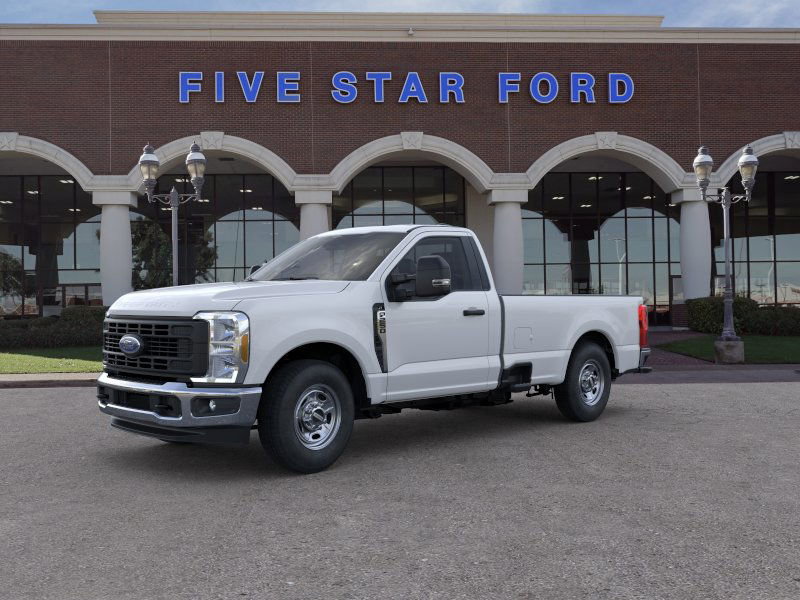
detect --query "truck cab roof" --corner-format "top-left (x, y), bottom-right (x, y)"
top-left (316, 224), bottom-right (470, 237)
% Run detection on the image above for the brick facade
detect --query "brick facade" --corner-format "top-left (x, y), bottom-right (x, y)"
top-left (1, 39), bottom-right (799, 177)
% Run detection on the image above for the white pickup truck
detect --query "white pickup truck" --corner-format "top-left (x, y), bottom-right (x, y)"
top-left (98, 225), bottom-right (650, 473)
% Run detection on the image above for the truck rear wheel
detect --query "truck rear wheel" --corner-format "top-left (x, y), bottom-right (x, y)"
top-left (554, 342), bottom-right (611, 422)
top-left (258, 359), bottom-right (354, 474)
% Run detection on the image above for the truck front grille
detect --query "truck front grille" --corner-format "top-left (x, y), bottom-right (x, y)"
top-left (103, 317), bottom-right (209, 380)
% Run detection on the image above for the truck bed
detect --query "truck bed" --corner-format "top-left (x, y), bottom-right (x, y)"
top-left (498, 294), bottom-right (642, 384)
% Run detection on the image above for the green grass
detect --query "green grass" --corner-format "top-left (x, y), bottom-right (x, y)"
top-left (0, 346), bottom-right (103, 374)
top-left (657, 335), bottom-right (800, 364)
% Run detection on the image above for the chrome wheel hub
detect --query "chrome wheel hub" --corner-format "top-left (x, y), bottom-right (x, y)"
top-left (293, 385), bottom-right (341, 450)
top-left (578, 360), bottom-right (604, 406)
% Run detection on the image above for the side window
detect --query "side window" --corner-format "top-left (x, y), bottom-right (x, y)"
top-left (389, 236), bottom-right (478, 298)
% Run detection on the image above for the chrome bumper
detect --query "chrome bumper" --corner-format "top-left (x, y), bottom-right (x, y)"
top-left (97, 372), bottom-right (262, 432)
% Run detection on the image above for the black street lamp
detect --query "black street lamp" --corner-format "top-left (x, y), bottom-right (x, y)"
top-left (692, 145), bottom-right (759, 356)
top-left (138, 142), bottom-right (207, 286)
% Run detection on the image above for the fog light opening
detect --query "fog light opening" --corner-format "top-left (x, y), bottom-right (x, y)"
top-left (191, 396), bottom-right (241, 417)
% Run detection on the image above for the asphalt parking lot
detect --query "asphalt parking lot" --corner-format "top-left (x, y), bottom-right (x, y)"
top-left (1, 383), bottom-right (799, 600)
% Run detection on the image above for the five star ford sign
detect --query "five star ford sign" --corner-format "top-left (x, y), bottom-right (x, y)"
top-left (178, 71), bottom-right (635, 104)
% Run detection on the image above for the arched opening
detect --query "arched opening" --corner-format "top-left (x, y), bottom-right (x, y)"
top-left (0, 153), bottom-right (101, 317)
top-left (133, 151), bottom-right (300, 287)
top-left (522, 154), bottom-right (681, 325)
top-left (328, 134), bottom-right (495, 254)
top-left (332, 160), bottom-right (468, 230)
top-left (714, 151), bottom-right (800, 306)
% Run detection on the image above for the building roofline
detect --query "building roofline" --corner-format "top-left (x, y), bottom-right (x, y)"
top-left (91, 10), bottom-right (665, 28)
top-left (1, 11), bottom-right (799, 44)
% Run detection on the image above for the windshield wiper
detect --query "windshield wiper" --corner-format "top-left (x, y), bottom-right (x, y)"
top-left (274, 275), bottom-right (320, 281)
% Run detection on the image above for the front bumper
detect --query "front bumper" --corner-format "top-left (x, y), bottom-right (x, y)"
top-left (97, 372), bottom-right (262, 445)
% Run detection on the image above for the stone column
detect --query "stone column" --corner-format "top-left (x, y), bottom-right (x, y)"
top-left (296, 190), bottom-right (332, 240)
top-left (93, 191), bottom-right (137, 306)
top-left (673, 188), bottom-right (712, 300)
top-left (488, 188), bottom-right (527, 295)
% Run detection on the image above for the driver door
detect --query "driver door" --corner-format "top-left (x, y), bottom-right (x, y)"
top-left (382, 234), bottom-right (492, 402)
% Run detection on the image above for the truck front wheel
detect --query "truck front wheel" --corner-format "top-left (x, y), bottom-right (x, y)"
top-left (258, 359), bottom-right (355, 474)
top-left (554, 342), bottom-right (611, 422)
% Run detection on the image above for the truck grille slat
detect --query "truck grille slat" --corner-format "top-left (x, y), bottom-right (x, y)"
top-left (103, 318), bottom-right (209, 379)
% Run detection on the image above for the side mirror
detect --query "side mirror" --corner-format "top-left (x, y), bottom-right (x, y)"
top-left (249, 264), bottom-right (262, 277)
top-left (415, 255), bottom-right (451, 297)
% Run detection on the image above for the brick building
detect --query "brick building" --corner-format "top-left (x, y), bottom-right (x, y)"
top-left (0, 11), bottom-right (798, 322)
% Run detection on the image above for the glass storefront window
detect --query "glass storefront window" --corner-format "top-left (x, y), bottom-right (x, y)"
top-left (145, 173), bottom-right (300, 287)
top-left (521, 168), bottom-right (800, 318)
top-left (546, 264), bottom-right (572, 295)
top-left (522, 264), bottom-right (545, 295)
top-left (0, 175), bottom-right (106, 316)
top-left (719, 170), bottom-right (800, 305)
top-left (523, 171), bottom-right (676, 321)
top-left (542, 173), bottom-right (569, 217)
top-left (776, 262), bottom-right (800, 304)
top-left (628, 263), bottom-right (654, 306)
top-left (749, 262), bottom-right (775, 304)
top-left (599, 218), bottom-right (626, 264)
top-left (523, 219), bottom-right (544, 263)
top-left (334, 166), bottom-right (465, 229)
top-left (544, 219), bottom-right (571, 263)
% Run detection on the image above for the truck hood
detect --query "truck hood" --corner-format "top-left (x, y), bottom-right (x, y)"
top-left (109, 280), bottom-right (350, 318)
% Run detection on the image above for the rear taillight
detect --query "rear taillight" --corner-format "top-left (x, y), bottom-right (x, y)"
top-left (638, 304), bottom-right (649, 348)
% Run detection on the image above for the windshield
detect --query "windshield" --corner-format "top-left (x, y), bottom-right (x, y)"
top-left (249, 231), bottom-right (406, 282)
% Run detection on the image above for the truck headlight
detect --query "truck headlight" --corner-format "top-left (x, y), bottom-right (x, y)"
top-left (191, 311), bottom-right (250, 384)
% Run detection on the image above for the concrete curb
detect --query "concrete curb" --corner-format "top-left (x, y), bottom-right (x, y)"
top-left (0, 373), bottom-right (100, 389)
top-left (1, 367), bottom-right (799, 389)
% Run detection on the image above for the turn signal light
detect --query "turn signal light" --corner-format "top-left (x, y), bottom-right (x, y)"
top-left (240, 333), bottom-right (250, 363)
top-left (638, 304), bottom-right (649, 348)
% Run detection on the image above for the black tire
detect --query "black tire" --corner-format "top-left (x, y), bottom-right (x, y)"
top-left (258, 359), bottom-right (355, 474)
top-left (554, 342), bottom-right (612, 422)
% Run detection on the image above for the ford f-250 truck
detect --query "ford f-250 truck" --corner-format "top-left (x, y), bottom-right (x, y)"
top-left (98, 224), bottom-right (650, 473)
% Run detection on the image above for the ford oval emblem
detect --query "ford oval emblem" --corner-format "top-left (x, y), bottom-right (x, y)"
top-left (118, 334), bottom-right (143, 356)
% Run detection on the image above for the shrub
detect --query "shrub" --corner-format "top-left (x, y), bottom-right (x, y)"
top-left (0, 306), bottom-right (107, 349)
top-left (60, 305), bottom-right (107, 324)
top-left (748, 306), bottom-right (800, 336)
top-left (686, 296), bottom-right (759, 335)
top-left (687, 296), bottom-right (800, 336)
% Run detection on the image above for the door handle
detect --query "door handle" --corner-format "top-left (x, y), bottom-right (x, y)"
top-left (463, 308), bottom-right (485, 316)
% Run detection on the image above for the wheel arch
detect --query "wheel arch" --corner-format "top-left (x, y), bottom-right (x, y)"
top-left (571, 330), bottom-right (618, 377)
top-left (268, 342), bottom-right (370, 413)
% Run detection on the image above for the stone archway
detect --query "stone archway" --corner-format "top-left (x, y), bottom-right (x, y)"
top-left (0, 133), bottom-right (95, 190)
top-left (123, 131), bottom-right (298, 193)
top-left (526, 132), bottom-right (691, 194)
top-left (713, 131), bottom-right (800, 187)
top-left (328, 132), bottom-right (496, 194)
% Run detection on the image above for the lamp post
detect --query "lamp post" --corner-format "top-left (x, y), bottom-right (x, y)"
top-left (692, 145), bottom-right (759, 359)
top-left (138, 142), bottom-right (207, 286)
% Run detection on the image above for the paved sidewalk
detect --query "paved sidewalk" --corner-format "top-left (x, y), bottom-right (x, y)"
top-left (648, 330), bottom-right (712, 367)
top-left (619, 363), bottom-right (800, 385)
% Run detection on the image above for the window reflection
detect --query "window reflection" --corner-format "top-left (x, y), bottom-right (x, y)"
top-left (334, 166), bottom-right (465, 228)
top-left (719, 170), bottom-right (800, 305)
top-left (0, 176), bottom-right (101, 316)
top-left (523, 171), bottom-right (678, 324)
top-left (137, 173), bottom-right (299, 287)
